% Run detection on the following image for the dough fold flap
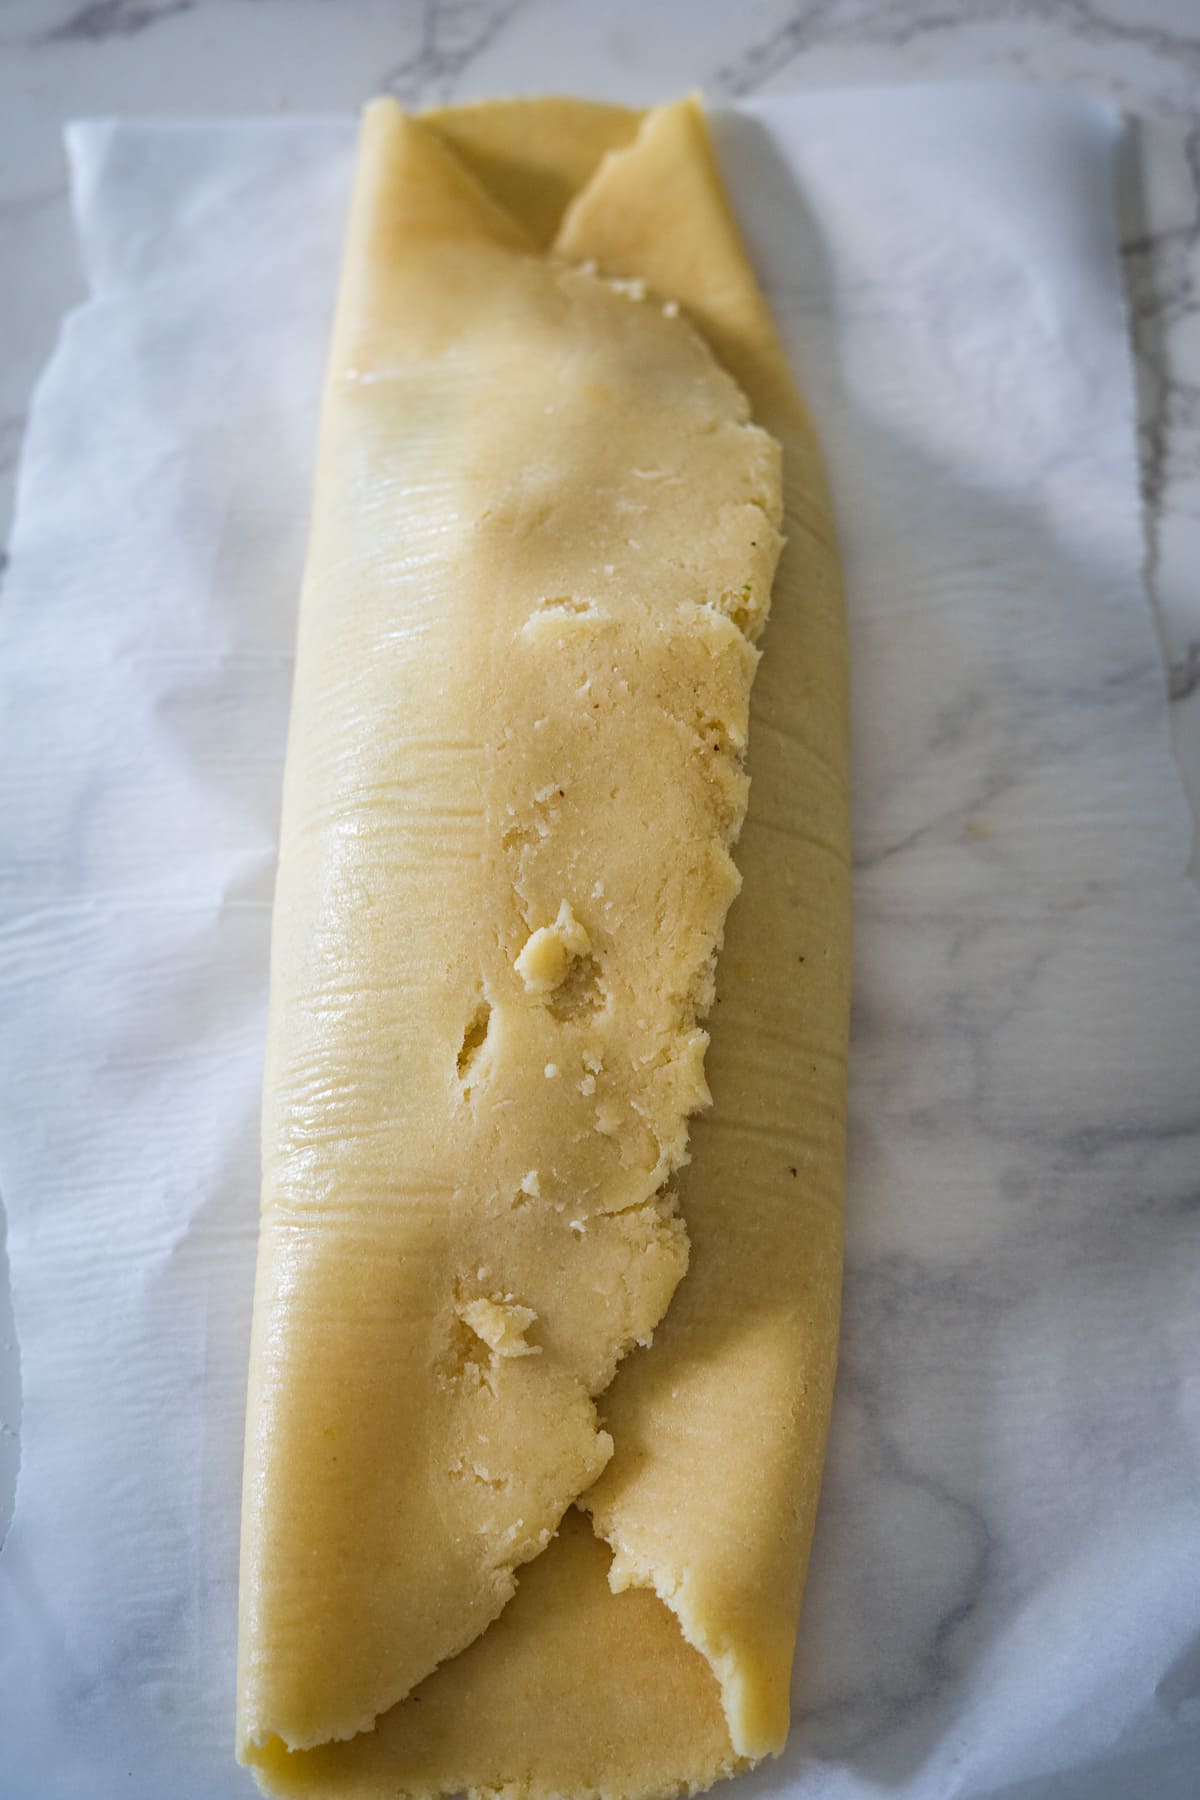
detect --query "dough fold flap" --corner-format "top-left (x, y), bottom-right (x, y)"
top-left (239, 93), bottom-right (850, 1800)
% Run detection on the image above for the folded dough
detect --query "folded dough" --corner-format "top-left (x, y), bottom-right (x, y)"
top-left (238, 94), bottom-right (850, 1800)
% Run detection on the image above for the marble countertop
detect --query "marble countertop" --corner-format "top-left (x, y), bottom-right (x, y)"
top-left (1, 0), bottom-right (1198, 816)
top-left (2, 0), bottom-right (1199, 1659)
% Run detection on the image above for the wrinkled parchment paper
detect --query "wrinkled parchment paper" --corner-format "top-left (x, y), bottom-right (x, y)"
top-left (1, 87), bottom-right (1198, 1800)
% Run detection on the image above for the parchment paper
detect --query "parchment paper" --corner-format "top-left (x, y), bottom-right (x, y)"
top-left (1, 87), bottom-right (1198, 1800)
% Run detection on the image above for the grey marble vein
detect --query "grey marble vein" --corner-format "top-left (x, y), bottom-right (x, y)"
top-left (713, 0), bottom-right (1200, 102)
top-left (1169, 640), bottom-right (1200, 699)
top-left (36, 0), bottom-right (196, 44)
top-left (381, 0), bottom-right (537, 105)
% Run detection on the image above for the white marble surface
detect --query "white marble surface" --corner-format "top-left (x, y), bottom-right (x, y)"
top-left (0, 0), bottom-right (1198, 1788)
top-left (0, 0), bottom-right (1197, 804)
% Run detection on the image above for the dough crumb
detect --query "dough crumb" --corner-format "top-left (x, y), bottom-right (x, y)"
top-left (459, 1296), bottom-right (541, 1359)
top-left (516, 900), bottom-right (592, 994)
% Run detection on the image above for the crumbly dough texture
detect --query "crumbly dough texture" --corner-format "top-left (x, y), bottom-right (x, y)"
top-left (239, 93), bottom-right (851, 1800)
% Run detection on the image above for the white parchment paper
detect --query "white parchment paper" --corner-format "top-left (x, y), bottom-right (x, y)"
top-left (1, 87), bottom-right (1198, 1800)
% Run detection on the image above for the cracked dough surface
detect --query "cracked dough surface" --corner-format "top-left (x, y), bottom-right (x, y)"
top-left (239, 93), bottom-right (850, 1800)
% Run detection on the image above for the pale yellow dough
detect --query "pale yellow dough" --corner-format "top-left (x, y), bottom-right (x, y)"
top-left (239, 92), bottom-right (851, 1800)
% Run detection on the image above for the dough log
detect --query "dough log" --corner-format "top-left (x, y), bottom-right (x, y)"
top-left (238, 93), bottom-right (851, 1800)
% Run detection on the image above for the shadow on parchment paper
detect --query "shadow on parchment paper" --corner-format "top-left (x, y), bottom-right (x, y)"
top-left (710, 110), bottom-right (1200, 1800)
top-left (0, 1198), bottom-right (18, 1545)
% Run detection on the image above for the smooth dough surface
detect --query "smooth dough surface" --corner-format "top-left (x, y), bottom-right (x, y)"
top-left (248, 1510), bottom-right (742, 1800)
top-left (239, 93), bottom-right (850, 1800)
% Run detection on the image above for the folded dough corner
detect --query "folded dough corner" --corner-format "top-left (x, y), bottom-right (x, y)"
top-left (237, 93), bottom-right (851, 1800)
